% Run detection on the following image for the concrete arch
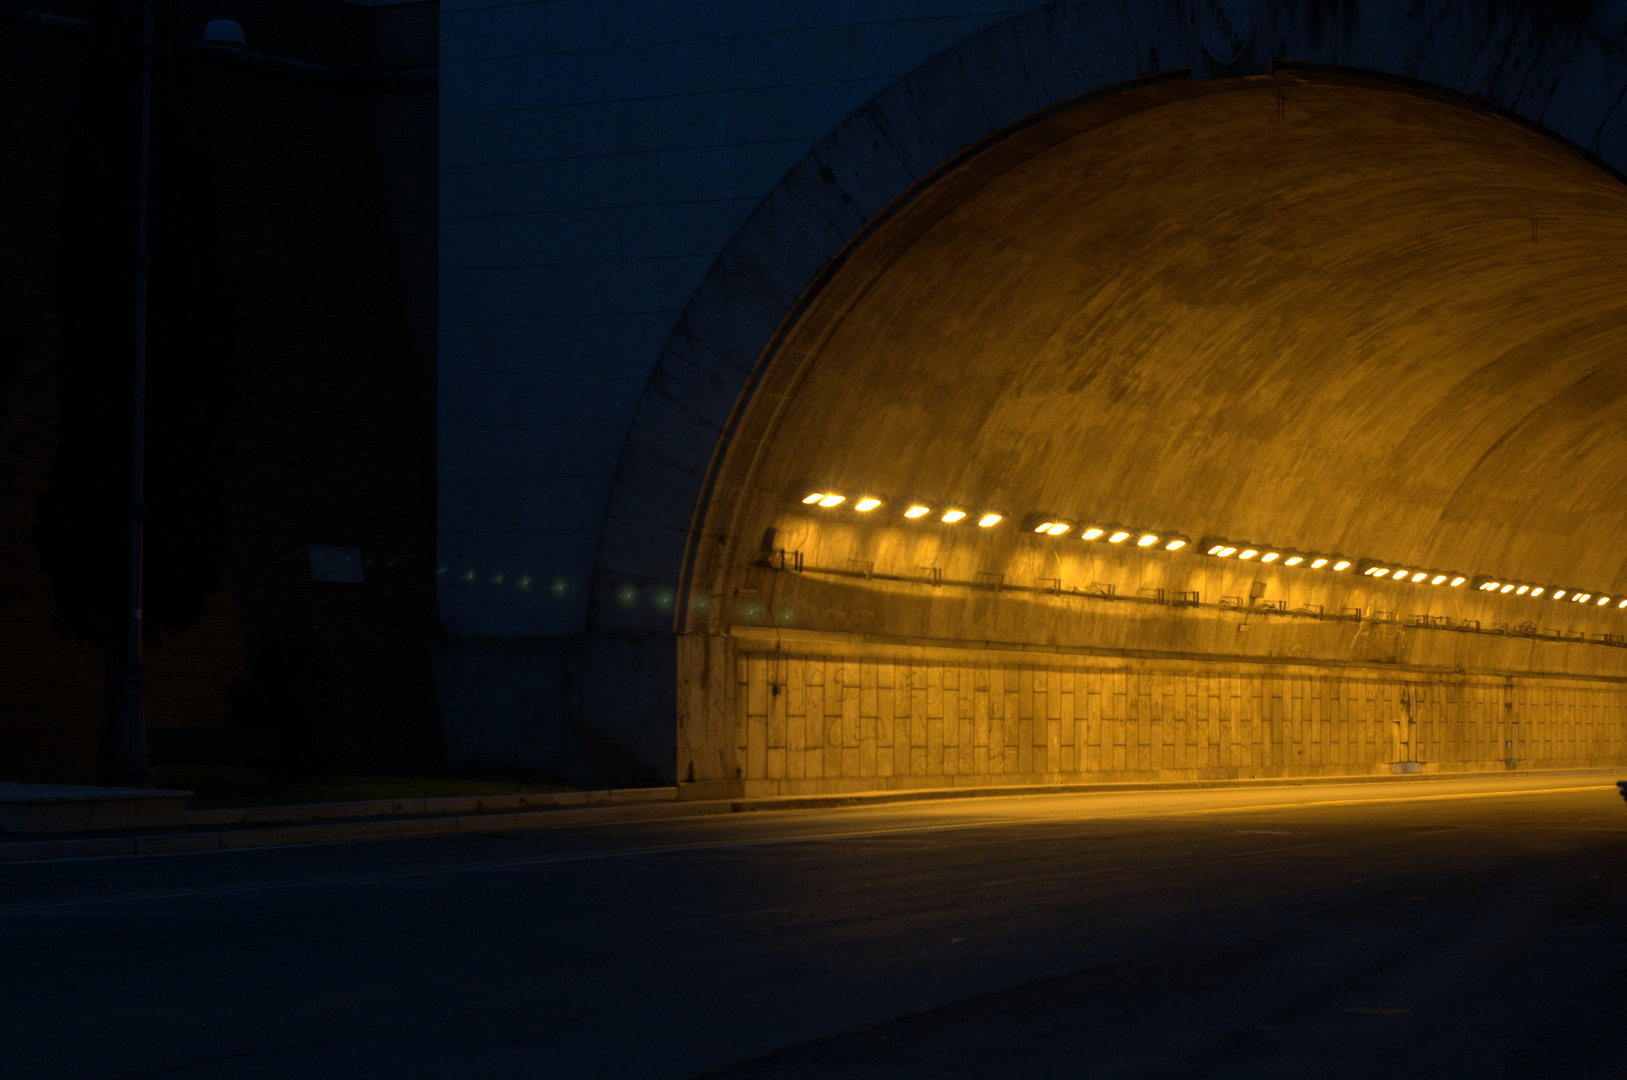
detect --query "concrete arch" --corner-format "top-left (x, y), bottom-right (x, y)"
top-left (553, 0), bottom-right (1627, 793)
top-left (592, 0), bottom-right (1627, 637)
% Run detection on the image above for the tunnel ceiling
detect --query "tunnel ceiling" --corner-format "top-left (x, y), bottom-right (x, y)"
top-left (709, 79), bottom-right (1627, 612)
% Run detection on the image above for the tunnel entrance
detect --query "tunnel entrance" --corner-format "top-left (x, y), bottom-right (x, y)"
top-left (677, 74), bottom-right (1627, 795)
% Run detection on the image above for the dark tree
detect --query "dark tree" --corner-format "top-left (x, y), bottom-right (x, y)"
top-left (36, 1), bottom-right (239, 653)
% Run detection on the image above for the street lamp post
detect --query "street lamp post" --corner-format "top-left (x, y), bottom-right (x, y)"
top-left (107, 0), bottom-right (156, 787)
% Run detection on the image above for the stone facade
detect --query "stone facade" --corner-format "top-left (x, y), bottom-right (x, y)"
top-left (728, 632), bottom-right (1627, 795)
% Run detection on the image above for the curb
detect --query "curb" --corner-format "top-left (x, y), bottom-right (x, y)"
top-left (0, 768), bottom-right (1617, 862)
top-left (0, 798), bottom-right (734, 862)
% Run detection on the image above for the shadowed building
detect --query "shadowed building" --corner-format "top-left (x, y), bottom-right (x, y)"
top-left (0, 0), bottom-right (439, 781)
top-left (435, 0), bottom-right (1627, 793)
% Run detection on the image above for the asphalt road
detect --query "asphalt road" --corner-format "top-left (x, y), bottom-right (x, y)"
top-left (5, 774), bottom-right (1627, 1079)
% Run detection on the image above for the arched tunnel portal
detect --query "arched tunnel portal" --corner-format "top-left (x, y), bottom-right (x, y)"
top-left (674, 75), bottom-right (1627, 794)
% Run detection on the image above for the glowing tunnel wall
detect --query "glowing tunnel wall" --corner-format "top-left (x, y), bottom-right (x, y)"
top-left (675, 77), bottom-right (1627, 794)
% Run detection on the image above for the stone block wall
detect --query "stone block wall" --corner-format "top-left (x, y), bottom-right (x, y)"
top-left (727, 633), bottom-right (1627, 795)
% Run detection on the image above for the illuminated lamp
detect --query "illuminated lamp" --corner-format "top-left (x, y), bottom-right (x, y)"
top-left (1410, 572), bottom-right (1427, 583)
top-left (1430, 574), bottom-right (1447, 585)
top-left (1618, 599), bottom-right (1627, 609)
top-left (1259, 551), bottom-right (1280, 563)
top-left (1027, 514), bottom-right (1063, 534)
top-left (1136, 533), bottom-right (1160, 547)
top-left (1599, 596), bottom-right (1613, 606)
top-left (1514, 585), bottom-right (1529, 595)
top-left (1081, 527), bottom-right (1106, 540)
top-left (941, 510), bottom-right (966, 524)
top-left (1217, 546), bottom-right (1237, 557)
top-left (1498, 583), bottom-right (1514, 593)
top-left (1164, 536), bottom-right (1189, 551)
top-left (1390, 569), bottom-right (1409, 580)
top-left (1332, 560), bottom-right (1352, 572)
top-left (1238, 549), bottom-right (1259, 560)
top-left (1576, 593), bottom-right (1592, 603)
top-left (979, 513), bottom-right (1004, 528)
top-left (818, 494), bottom-right (845, 507)
top-left (1553, 589), bottom-right (1567, 600)
top-left (1364, 567), bottom-right (1387, 577)
top-left (1108, 530), bottom-right (1131, 543)
top-left (1311, 557), bottom-right (1330, 569)
top-left (802, 493), bottom-right (825, 504)
top-left (854, 497), bottom-right (882, 512)
top-left (1283, 554), bottom-right (1304, 566)
top-left (904, 504), bottom-right (932, 519)
top-left (1471, 576), bottom-right (1496, 591)
top-left (1450, 576), bottom-right (1467, 587)
top-left (1530, 587), bottom-right (1544, 597)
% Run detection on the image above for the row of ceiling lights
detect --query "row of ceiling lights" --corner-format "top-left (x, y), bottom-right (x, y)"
top-left (801, 491), bottom-right (1187, 548)
top-left (800, 491), bottom-right (1622, 609)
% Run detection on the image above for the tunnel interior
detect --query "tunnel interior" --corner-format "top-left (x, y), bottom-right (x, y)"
top-left (678, 75), bottom-right (1627, 793)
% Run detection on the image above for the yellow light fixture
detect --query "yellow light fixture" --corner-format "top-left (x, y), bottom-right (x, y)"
top-left (1450, 576), bottom-right (1466, 587)
top-left (1530, 587), bottom-right (1544, 597)
top-left (1576, 592), bottom-right (1592, 602)
top-left (1217, 546), bottom-right (1237, 557)
top-left (1499, 583), bottom-right (1514, 593)
top-left (1164, 538), bottom-right (1187, 551)
top-left (1260, 552), bottom-right (1280, 563)
top-left (1044, 522), bottom-right (1068, 535)
top-left (1410, 572), bottom-right (1427, 583)
top-left (979, 513), bottom-right (1003, 528)
top-left (1514, 585), bottom-right (1529, 595)
top-left (904, 505), bottom-right (931, 519)
top-left (1553, 589), bottom-right (1567, 599)
top-left (1431, 574), bottom-right (1447, 585)
top-left (941, 510), bottom-right (966, 524)
top-left (1034, 521), bottom-right (1055, 534)
top-left (1206, 544), bottom-right (1227, 555)
top-left (802, 493), bottom-right (825, 504)
top-left (1392, 569), bottom-right (1410, 579)
top-left (1136, 533), bottom-right (1159, 547)
top-left (1333, 560), bottom-right (1352, 572)
top-left (818, 494), bottom-right (845, 507)
top-left (1238, 549), bottom-right (1258, 560)
top-left (1082, 527), bottom-right (1105, 540)
top-left (855, 497), bottom-right (882, 512)
top-left (1618, 598), bottom-right (1627, 609)
top-left (1599, 596), bottom-right (1612, 606)
top-left (1284, 555), bottom-right (1304, 566)
top-left (1108, 530), bottom-right (1130, 543)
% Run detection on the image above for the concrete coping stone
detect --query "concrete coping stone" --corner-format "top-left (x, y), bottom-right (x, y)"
top-left (0, 782), bottom-right (193, 802)
top-left (184, 785), bottom-right (680, 827)
top-left (0, 783), bottom-right (194, 835)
